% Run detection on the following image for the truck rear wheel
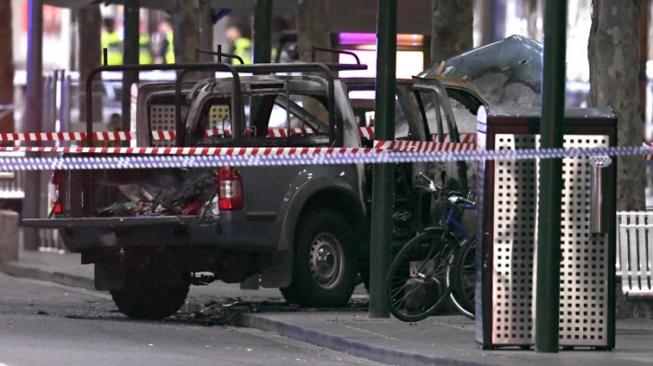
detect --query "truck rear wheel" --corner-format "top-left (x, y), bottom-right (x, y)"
top-left (281, 210), bottom-right (358, 307)
top-left (110, 268), bottom-right (189, 320)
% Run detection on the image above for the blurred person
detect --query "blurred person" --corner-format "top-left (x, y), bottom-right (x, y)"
top-left (101, 18), bottom-right (123, 65)
top-left (139, 22), bottom-right (153, 64)
top-left (226, 26), bottom-right (252, 64)
top-left (152, 20), bottom-right (175, 64)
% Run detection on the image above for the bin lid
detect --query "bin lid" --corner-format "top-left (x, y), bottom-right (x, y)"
top-left (480, 106), bottom-right (616, 120)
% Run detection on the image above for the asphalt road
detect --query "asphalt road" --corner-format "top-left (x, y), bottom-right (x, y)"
top-left (0, 273), bottom-right (380, 366)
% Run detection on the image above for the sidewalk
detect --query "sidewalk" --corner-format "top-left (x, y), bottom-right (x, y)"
top-left (3, 250), bottom-right (653, 366)
top-left (241, 312), bottom-right (653, 366)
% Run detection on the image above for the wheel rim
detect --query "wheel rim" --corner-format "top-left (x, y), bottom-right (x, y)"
top-left (309, 232), bottom-right (345, 290)
top-left (460, 242), bottom-right (476, 308)
top-left (387, 234), bottom-right (450, 320)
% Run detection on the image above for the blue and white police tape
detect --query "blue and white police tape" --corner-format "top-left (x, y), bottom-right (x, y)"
top-left (0, 145), bottom-right (651, 171)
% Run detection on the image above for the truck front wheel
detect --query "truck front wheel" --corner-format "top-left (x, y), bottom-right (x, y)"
top-left (281, 210), bottom-right (358, 307)
top-left (110, 267), bottom-right (189, 320)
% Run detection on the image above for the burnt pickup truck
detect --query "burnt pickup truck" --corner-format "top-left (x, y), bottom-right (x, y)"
top-left (24, 62), bottom-right (484, 320)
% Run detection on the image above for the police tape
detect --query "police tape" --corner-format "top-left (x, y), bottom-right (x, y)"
top-left (0, 129), bottom-right (317, 142)
top-left (0, 138), bottom-right (642, 157)
top-left (0, 129), bottom-right (476, 143)
top-left (0, 145), bottom-right (651, 171)
top-left (0, 129), bottom-right (313, 142)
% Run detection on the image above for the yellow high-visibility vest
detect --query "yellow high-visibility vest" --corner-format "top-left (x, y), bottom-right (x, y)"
top-left (101, 31), bottom-right (123, 65)
top-left (233, 37), bottom-right (252, 64)
top-left (139, 34), bottom-right (152, 64)
top-left (164, 31), bottom-right (175, 64)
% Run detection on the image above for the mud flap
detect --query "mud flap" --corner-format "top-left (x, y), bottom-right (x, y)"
top-left (94, 262), bottom-right (125, 291)
top-left (260, 251), bottom-right (292, 288)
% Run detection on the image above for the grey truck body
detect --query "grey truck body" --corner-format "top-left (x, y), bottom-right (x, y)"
top-left (23, 62), bottom-right (485, 312)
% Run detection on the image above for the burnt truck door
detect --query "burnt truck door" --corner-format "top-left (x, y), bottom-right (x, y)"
top-left (412, 79), bottom-right (470, 193)
top-left (346, 80), bottom-right (429, 240)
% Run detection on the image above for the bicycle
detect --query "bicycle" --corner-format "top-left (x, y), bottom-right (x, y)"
top-left (386, 171), bottom-right (476, 322)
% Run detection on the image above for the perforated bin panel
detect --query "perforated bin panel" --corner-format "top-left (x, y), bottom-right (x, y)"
top-left (491, 134), bottom-right (610, 347)
top-left (492, 135), bottom-right (537, 345)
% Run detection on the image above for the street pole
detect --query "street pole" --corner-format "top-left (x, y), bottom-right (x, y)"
top-left (535, 0), bottom-right (567, 353)
top-left (368, 0), bottom-right (396, 318)
top-left (250, 0), bottom-right (272, 128)
top-left (241, 0), bottom-right (273, 290)
top-left (23, 0), bottom-right (43, 251)
top-left (253, 0), bottom-right (272, 64)
top-left (122, 0), bottom-right (139, 132)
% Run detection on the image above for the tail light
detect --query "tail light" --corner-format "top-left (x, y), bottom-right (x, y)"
top-left (51, 170), bottom-right (64, 215)
top-left (217, 167), bottom-right (244, 210)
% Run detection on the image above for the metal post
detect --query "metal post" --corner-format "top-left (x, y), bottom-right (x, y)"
top-left (368, 0), bottom-right (397, 318)
top-left (535, 0), bottom-right (567, 353)
top-left (122, 0), bottom-right (139, 132)
top-left (254, 0), bottom-right (273, 64)
top-left (22, 0), bottom-right (43, 251)
top-left (240, 0), bottom-right (273, 290)
top-left (250, 0), bottom-right (272, 132)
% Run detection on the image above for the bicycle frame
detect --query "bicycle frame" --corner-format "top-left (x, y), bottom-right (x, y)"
top-left (445, 202), bottom-right (475, 241)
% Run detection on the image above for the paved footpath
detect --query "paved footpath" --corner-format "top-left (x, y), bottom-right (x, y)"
top-left (4, 250), bottom-right (653, 366)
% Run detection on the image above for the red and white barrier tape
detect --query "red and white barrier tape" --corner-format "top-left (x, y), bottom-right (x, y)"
top-left (0, 128), bottom-right (477, 144)
top-left (1, 146), bottom-right (651, 172)
top-left (0, 145), bottom-right (380, 156)
top-left (374, 140), bottom-right (477, 152)
top-left (644, 142), bottom-right (653, 160)
top-left (0, 128), bottom-right (318, 142)
top-left (0, 131), bottom-right (133, 142)
top-left (5, 138), bottom-right (653, 161)
top-left (0, 139), bottom-right (480, 155)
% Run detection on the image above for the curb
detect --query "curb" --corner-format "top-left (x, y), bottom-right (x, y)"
top-left (238, 313), bottom-right (491, 366)
top-left (1, 261), bottom-right (95, 291)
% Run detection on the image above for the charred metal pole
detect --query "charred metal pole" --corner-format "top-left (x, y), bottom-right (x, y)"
top-left (535, 0), bottom-right (567, 353)
top-left (121, 0), bottom-right (139, 131)
top-left (23, 0), bottom-right (43, 251)
top-left (369, 0), bottom-right (396, 318)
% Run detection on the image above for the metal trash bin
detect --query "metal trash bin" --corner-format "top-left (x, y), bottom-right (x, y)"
top-left (475, 106), bottom-right (616, 350)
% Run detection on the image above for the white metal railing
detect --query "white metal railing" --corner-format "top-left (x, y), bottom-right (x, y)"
top-left (0, 151), bottom-right (24, 200)
top-left (617, 212), bottom-right (653, 298)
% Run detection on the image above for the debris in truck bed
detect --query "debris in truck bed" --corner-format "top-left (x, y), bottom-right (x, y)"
top-left (98, 202), bottom-right (134, 216)
top-left (100, 170), bottom-right (217, 216)
top-left (155, 170), bottom-right (216, 214)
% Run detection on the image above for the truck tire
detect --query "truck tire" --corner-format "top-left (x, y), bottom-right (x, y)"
top-left (281, 210), bottom-right (358, 307)
top-left (110, 269), bottom-right (189, 320)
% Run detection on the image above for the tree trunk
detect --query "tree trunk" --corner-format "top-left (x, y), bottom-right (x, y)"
top-left (431, 0), bottom-right (473, 65)
top-left (296, 0), bottom-right (331, 62)
top-left (77, 5), bottom-right (101, 123)
top-left (296, 0), bottom-right (331, 123)
top-left (172, 0), bottom-right (199, 64)
top-left (0, 0), bottom-right (14, 133)
top-left (588, 0), bottom-right (645, 211)
top-left (198, 0), bottom-right (214, 62)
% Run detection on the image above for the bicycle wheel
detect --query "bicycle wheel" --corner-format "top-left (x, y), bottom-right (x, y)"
top-left (449, 237), bottom-right (476, 319)
top-left (386, 230), bottom-right (451, 322)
